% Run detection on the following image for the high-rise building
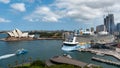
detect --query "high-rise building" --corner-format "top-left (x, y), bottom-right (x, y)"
top-left (104, 14), bottom-right (115, 34)
top-left (91, 27), bottom-right (94, 32)
top-left (96, 25), bottom-right (105, 32)
top-left (117, 23), bottom-right (120, 32)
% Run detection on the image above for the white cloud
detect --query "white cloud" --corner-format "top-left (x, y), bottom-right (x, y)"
top-left (50, 0), bottom-right (120, 22)
top-left (10, 3), bottom-right (26, 12)
top-left (24, 6), bottom-right (60, 22)
top-left (0, 17), bottom-right (11, 23)
top-left (0, 0), bottom-right (10, 4)
top-left (25, 0), bottom-right (120, 23)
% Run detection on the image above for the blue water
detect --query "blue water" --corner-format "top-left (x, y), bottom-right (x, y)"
top-left (0, 33), bottom-right (119, 68)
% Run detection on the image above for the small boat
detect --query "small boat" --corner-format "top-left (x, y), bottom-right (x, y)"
top-left (63, 54), bottom-right (72, 58)
top-left (63, 37), bottom-right (79, 46)
top-left (16, 48), bottom-right (28, 55)
top-left (96, 52), bottom-right (104, 56)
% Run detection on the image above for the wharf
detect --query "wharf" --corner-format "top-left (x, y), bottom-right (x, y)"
top-left (79, 49), bottom-right (120, 60)
top-left (46, 56), bottom-right (88, 67)
top-left (92, 57), bottom-right (120, 66)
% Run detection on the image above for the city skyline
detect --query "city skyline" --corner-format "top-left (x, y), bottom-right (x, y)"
top-left (0, 0), bottom-right (120, 31)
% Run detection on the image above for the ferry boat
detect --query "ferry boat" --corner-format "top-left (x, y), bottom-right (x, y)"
top-left (63, 37), bottom-right (79, 46)
top-left (16, 48), bottom-right (28, 55)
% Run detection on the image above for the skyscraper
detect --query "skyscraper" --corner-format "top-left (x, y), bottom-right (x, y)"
top-left (117, 23), bottom-right (120, 32)
top-left (104, 14), bottom-right (115, 34)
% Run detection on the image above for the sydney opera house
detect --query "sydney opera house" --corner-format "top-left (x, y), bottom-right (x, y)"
top-left (5, 28), bottom-right (35, 41)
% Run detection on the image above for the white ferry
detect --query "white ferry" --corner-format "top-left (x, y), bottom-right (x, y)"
top-left (63, 37), bottom-right (79, 46)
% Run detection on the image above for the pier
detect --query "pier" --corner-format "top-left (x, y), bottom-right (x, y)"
top-left (46, 56), bottom-right (100, 68)
top-left (50, 56), bottom-right (87, 67)
top-left (79, 48), bottom-right (120, 60)
top-left (92, 57), bottom-right (120, 66)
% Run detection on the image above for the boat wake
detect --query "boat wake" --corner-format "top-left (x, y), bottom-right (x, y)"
top-left (0, 49), bottom-right (28, 60)
top-left (0, 54), bottom-right (15, 60)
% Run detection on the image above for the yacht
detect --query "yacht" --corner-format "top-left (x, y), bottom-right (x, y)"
top-left (63, 37), bottom-right (79, 46)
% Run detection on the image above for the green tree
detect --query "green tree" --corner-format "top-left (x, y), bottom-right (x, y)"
top-left (30, 60), bottom-right (45, 67)
top-left (48, 64), bottom-right (81, 68)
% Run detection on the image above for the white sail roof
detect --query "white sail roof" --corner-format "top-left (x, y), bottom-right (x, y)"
top-left (7, 32), bottom-right (14, 37)
top-left (7, 28), bottom-right (34, 38)
top-left (15, 28), bottom-right (22, 37)
top-left (13, 30), bottom-right (19, 37)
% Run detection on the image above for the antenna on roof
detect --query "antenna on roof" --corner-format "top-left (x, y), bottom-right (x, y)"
top-left (102, 7), bottom-right (112, 15)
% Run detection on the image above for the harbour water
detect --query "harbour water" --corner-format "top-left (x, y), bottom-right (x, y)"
top-left (0, 33), bottom-right (119, 68)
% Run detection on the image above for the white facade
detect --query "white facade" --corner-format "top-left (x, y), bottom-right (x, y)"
top-left (7, 28), bottom-right (34, 38)
top-left (29, 35), bottom-right (35, 38)
top-left (98, 31), bottom-right (109, 35)
top-left (80, 30), bottom-right (94, 35)
top-left (22, 33), bottom-right (28, 37)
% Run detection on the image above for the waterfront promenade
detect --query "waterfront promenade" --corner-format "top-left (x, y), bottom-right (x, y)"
top-left (79, 48), bottom-right (120, 60)
top-left (49, 56), bottom-right (87, 67)
top-left (92, 57), bottom-right (120, 66)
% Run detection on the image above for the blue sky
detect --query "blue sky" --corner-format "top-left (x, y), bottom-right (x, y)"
top-left (0, 0), bottom-right (120, 31)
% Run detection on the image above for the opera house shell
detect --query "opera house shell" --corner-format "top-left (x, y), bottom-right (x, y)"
top-left (6, 28), bottom-right (35, 41)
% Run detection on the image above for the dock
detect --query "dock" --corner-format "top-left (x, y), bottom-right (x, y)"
top-left (46, 56), bottom-right (88, 67)
top-left (79, 48), bottom-right (120, 60)
top-left (92, 57), bottom-right (120, 66)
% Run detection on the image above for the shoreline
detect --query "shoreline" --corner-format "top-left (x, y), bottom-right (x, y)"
top-left (0, 38), bottom-right (63, 41)
top-left (37, 38), bottom-right (64, 40)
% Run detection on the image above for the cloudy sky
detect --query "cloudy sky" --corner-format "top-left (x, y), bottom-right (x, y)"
top-left (0, 0), bottom-right (120, 31)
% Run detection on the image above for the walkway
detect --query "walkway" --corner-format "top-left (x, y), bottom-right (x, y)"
top-left (50, 56), bottom-right (87, 67)
top-left (92, 57), bottom-right (120, 66)
top-left (79, 49), bottom-right (120, 60)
